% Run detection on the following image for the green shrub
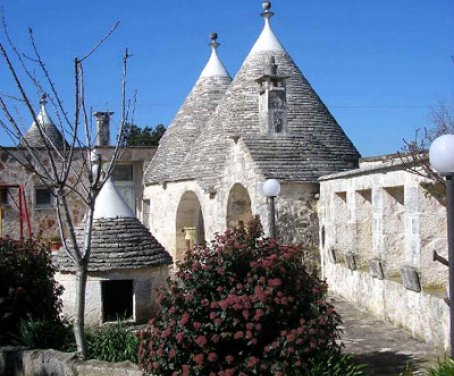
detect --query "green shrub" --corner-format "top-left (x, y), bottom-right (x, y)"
top-left (13, 319), bottom-right (75, 351)
top-left (86, 321), bottom-right (140, 363)
top-left (0, 239), bottom-right (63, 344)
top-left (425, 357), bottom-right (454, 376)
top-left (139, 217), bottom-right (342, 375)
top-left (304, 354), bottom-right (368, 376)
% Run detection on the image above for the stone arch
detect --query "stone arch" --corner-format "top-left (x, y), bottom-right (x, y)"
top-left (226, 183), bottom-right (253, 230)
top-left (175, 191), bottom-right (205, 262)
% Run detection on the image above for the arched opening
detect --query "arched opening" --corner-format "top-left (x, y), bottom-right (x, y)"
top-left (226, 183), bottom-right (253, 230)
top-left (175, 191), bottom-right (205, 263)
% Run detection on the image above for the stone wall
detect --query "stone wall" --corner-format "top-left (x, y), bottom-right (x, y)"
top-left (145, 139), bottom-right (320, 261)
top-left (0, 346), bottom-right (143, 376)
top-left (0, 147), bottom-right (154, 240)
top-left (0, 150), bottom-right (85, 239)
top-left (319, 159), bottom-right (449, 349)
top-left (56, 266), bottom-right (168, 326)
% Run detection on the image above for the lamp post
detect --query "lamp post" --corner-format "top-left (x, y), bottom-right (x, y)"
top-left (262, 179), bottom-right (281, 239)
top-left (429, 134), bottom-right (454, 358)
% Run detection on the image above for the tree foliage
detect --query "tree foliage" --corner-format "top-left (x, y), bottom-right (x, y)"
top-left (139, 218), bottom-right (341, 375)
top-left (124, 123), bottom-right (166, 146)
top-left (0, 239), bottom-right (63, 345)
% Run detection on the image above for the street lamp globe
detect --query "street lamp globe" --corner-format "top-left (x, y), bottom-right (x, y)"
top-left (262, 179), bottom-right (281, 197)
top-left (429, 134), bottom-right (454, 175)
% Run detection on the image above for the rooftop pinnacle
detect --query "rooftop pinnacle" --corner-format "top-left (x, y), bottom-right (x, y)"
top-left (249, 1), bottom-right (284, 54)
top-left (200, 32), bottom-right (230, 78)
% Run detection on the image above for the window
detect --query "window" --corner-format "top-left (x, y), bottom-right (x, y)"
top-left (0, 188), bottom-right (8, 205)
top-left (111, 164), bottom-right (133, 182)
top-left (101, 280), bottom-right (133, 322)
top-left (111, 164), bottom-right (135, 213)
top-left (35, 188), bottom-right (53, 208)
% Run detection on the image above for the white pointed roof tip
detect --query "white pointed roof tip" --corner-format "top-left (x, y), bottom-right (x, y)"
top-left (93, 179), bottom-right (135, 219)
top-left (249, 5), bottom-right (285, 55)
top-left (200, 33), bottom-right (230, 78)
top-left (36, 103), bottom-right (53, 126)
top-left (33, 94), bottom-right (55, 127)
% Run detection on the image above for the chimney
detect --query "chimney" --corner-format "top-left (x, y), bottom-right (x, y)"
top-left (94, 112), bottom-right (114, 146)
top-left (255, 57), bottom-right (289, 135)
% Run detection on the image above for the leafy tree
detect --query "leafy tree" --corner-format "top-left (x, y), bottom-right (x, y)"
top-left (124, 123), bottom-right (166, 146)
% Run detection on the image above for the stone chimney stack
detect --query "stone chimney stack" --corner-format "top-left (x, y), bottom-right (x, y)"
top-left (255, 56), bottom-right (289, 135)
top-left (94, 112), bottom-right (114, 146)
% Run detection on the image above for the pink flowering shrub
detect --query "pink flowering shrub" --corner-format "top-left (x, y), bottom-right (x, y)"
top-left (139, 218), bottom-right (341, 375)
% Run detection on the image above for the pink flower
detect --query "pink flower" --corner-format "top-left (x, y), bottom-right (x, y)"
top-left (176, 332), bottom-right (185, 343)
top-left (193, 353), bottom-right (204, 365)
top-left (234, 331), bottom-right (244, 339)
top-left (247, 356), bottom-right (259, 368)
top-left (268, 278), bottom-right (282, 287)
top-left (196, 335), bottom-right (207, 347)
top-left (169, 349), bottom-right (176, 358)
top-left (225, 355), bottom-right (234, 364)
top-left (209, 311), bottom-right (217, 320)
top-left (179, 313), bottom-right (190, 326)
top-left (208, 352), bottom-right (218, 362)
top-left (193, 321), bottom-right (202, 330)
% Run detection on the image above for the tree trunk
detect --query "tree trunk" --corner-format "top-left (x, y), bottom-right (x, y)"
top-left (74, 264), bottom-right (88, 357)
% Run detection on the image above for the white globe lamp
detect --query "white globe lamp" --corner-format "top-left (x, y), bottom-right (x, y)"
top-left (262, 179), bottom-right (280, 239)
top-left (429, 134), bottom-right (454, 175)
top-left (262, 178), bottom-right (281, 197)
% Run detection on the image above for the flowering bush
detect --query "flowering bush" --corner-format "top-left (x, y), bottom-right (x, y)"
top-left (139, 218), bottom-right (341, 375)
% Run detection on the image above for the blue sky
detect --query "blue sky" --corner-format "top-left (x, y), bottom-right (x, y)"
top-left (0, 0), bottom-right (452, 157)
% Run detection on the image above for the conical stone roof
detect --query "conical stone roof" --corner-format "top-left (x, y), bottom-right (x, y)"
top-left (20, 95), bottom-right (66, 149)
top-left (56, 180), bottom-right (172, 272)
top-left (172, 3), bottom-right (360, 188)
top-left (144, 33), bottom-right (232, 184)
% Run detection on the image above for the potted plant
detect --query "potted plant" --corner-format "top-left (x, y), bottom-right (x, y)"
top-left (50, 235), bottom-right (62, 251)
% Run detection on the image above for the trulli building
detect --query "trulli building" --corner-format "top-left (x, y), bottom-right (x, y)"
top-left (144, 2), bottom-right (360, 263)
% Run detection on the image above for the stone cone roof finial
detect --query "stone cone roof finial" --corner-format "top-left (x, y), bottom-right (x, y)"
top-left (250, 1), bottom-right (284, 54)
top-left (200, 32), bottom-right (230, 78)
top-left (19, 93), bottom-right (66, 148)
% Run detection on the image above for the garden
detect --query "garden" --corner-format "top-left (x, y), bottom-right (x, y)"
top-left (0, 219), bottom-right (451, 375)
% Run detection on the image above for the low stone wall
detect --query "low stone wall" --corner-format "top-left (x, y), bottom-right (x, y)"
top-left (0, 346), bottom-right (143, 376)
top-left (325, 263), bottom-right (449, 350)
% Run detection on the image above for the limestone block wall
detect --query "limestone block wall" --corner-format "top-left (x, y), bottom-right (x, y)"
top-left (144, 139), bottom-right (319, 261)
top-left (56, 266), bottom-right (168, 326)
top-left (319, 160), bottom-right (449, 348)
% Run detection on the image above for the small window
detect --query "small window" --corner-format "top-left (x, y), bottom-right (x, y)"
top-left (35, 188), bottom-right (53, 208)
top-left (0, 188), bottom-right (8, 205)
top-left (111, 164), bottom-right (134, 182)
